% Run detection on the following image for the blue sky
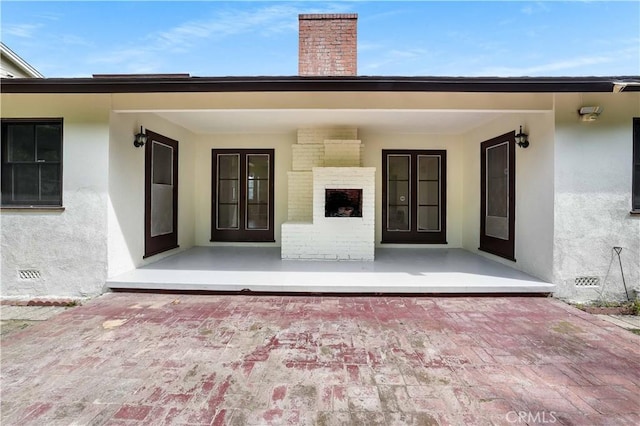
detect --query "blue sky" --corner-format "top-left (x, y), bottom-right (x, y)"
top-left (2, 1), bottom-right (638, 78)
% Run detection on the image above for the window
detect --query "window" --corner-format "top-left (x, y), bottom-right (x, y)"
top-left (1, 119), bottom-right (63, 207)
top-left (633, 118), bottom-right (640, 212)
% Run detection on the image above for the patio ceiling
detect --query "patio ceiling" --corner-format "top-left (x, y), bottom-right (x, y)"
top-left (153, 109), bottom-right (507, 134)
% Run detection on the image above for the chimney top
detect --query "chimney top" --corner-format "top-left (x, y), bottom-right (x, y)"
top-left (298, 13), bottom-right (358, 20)
top-left (298, 13), bottom-right (358, 77)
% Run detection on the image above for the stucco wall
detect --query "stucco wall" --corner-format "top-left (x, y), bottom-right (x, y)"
top-left (108, 112), bottom-right (197, 278)
top-left (460, 113), bottom-right (555, 283)
top-left (1, 94), bottom-right (111, 299)
top-left (553, 93), bottom-right (640, 301)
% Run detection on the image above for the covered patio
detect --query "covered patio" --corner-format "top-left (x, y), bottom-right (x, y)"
top-left (106, 247), bottom-right (554, 294)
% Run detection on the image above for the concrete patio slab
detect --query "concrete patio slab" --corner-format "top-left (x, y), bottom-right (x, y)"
top-left (0, 305), bottom-right (71, 339)
top-left (107, 247), bottom-right (554, 294)
top-left (594, 314), bottom-right (640, 330)
top-left (1, 293), bottom-right (638, 425)
top-left (0, 305), bottom-right (69, 321)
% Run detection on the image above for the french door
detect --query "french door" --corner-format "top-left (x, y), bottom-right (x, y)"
top-left (211, 149), bottom-right (274, 242)
top-left (382, 150), bottom-right (447, 244)
top-left (480, 131), bottom-right (516, 261)
top-left (144, 130), bottom-right (179, 258)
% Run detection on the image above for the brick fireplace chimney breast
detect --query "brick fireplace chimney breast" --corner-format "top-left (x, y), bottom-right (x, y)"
top-left (298, 14), bottom-right (357, 76)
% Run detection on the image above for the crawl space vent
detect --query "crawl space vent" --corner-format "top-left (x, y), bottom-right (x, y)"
top-left (18, 270), bottom-right (41, 280)
top-left (574, 276), bottom-right (600, 287)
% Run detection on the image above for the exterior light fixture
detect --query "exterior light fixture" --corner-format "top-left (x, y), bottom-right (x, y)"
top-left (612, 81), bottom-right (640, 93)
top-left (613, 83), bottom-right (627, 93)
top-left (134, 126), bottom-right (147, 147)
top-left (515, 125), bottom-right (529, 148)
top-left (578, 106), bottom-right (603, 122)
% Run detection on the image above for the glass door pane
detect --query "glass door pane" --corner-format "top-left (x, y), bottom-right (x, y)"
top-left (485, 142), bottom-right (509, 240)
top-left (151, 141), bottom-right (174, 237)
top-left (246, 154), bottom-right (269, 230)
top-left (387, 155), bottom-right (410, 231)
top-left (217, 154), bottom-right (240, 229)
top-left (417, 155), bottom-right (440, 231)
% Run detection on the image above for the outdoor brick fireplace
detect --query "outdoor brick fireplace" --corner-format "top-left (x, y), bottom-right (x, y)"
top-left (281, 128), bottom-right (375, 260)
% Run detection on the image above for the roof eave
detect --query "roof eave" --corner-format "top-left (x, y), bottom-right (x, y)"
top-left (2, 75), bottom-right (639, 94)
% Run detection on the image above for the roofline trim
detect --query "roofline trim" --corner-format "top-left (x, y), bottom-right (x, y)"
top-left (2, 75), bottom-right (639, 94)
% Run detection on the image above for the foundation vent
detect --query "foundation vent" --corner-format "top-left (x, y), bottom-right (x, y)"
top-left (18, 269), bottom-right (41, 280)
top-left (574, 276), bottom-right (600, 287)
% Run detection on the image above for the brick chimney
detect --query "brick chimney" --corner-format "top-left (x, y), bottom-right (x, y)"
top-left (298, 14), bottom-right (357, 76)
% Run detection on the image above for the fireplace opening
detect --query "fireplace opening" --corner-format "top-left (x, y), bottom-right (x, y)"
top-left (325, 189), bottom-right (362, 217)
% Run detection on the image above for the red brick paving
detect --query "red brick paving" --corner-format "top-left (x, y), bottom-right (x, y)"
top-left (1, 293), bottom-right (639, 425)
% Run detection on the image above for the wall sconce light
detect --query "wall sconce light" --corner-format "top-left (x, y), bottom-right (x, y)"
top-left (612, 81), bottom-right (640, 93)
top-left (578, 106), bottom-right (603, 122)
top-left (133, 126), bottom-right (147, 147)
top-left (515, 125), bottom-right (529, 148)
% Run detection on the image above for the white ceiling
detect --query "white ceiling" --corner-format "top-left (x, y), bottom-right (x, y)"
top-left (153, 109), bottom-right (505, 135)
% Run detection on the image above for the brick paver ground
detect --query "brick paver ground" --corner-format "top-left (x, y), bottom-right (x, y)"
top-left (1, 293), bottom-right (638, 425)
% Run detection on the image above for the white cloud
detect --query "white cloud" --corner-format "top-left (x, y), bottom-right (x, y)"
top-left (37, 12), bottom-right (62, 21)
top-left (480, 56), bottom-right (610, 76)
top-left (58, 34), bottom-right (93, 47)
top-left (361, 47), bottom-right (431, 74)
top-left (474, 49), bottom-right (635, 77)
top-left (88, 47), bottom-right (152, 66)
top-left (3, 23), bottom-right (41, 38)
top-left (88, 2), bottom-right (351, 69)
top-left (151, 2), bottom-right (350, 51)
top-left (521, 2), bottom-right (550, 16)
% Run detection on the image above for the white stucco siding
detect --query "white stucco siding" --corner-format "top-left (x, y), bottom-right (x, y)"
top-left (553, 93), bottom-right (640, 301)
top-left (108, 112), bottom-right (197, 278)
top-left (460, 112), bottom-right (555, 283)
top-left (1, 94), bottom-right (111, 299)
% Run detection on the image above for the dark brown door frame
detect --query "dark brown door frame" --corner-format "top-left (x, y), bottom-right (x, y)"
top-left (632, 117), bottom-right (640, 212)
top-left (144, 130), bottom-right (179, 258)
top-left (211, 149), bottom-right (275, 242)
top-left (479, 131), bottom-right (516, 261)
top-left (382, 149), bottom-right (447, 244)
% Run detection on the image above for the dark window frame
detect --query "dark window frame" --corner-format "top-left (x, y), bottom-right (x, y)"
top-left (632, 118), bottom-right (640, 213)
top-left (1, 118), bottom-right (63, 207)
top-left (211, 148), bottom-right (275, 242)
top-left (381, 149), bottom-right (447, 244)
